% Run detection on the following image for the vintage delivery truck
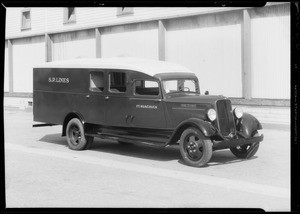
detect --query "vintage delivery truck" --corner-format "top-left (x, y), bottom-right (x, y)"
top-left (33, 57), bottom-right (264, 167)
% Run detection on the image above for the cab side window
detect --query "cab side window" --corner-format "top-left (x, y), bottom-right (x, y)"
top-left (135, 80), bottom-right (159, 96)
top-left (90, 72), bottom-right (104, 92)
top-left (109, 72), bottom-right (126, 93)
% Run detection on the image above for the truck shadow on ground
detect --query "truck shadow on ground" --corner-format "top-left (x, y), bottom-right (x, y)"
top-left (208, 150), bottom-right (257, 166)
top-left (39, 133), bottom-right (257, 166)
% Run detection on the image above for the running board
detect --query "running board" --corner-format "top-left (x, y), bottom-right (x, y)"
top-left (85, 132), bottom-right (167, 147)
top-left (33, 123), bottom-right (57, 127)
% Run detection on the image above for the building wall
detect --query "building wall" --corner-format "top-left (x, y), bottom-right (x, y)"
top-left (165, 11), bottom-right (242, 97)
top-left (4, 41), bottom-right (9, 92)
top-left (4, 4), bottom-right (290, 103)
top-left (52, 29), bottom-right (96, 61)
top-left (12, 36), bottom-right (45, 93)
top-left (101, 21), bottom-right (158, 59)
top-left (250, 4), bottom-right (290, 99)
top-left (5, 7), bottom-right (47, 38)
top-left (5, 7), bottom-right (246, 39)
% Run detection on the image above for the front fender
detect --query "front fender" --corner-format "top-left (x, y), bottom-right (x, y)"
top-left (237, 113), bottom-right (262, 138)
top-left (167, 118), bottom-right (216, 145)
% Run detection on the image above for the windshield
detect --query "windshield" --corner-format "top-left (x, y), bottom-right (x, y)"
top-left (162, 79), bottom-right (199, 94)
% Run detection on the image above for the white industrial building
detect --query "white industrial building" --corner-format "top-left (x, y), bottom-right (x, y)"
top-left (4, 4), bottom-right (290, 124)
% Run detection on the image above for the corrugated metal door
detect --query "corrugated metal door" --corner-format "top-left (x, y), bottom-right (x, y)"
top-left (4, 41), bottom-right (9, 92)
top-left (250, 4), bottom-right (290, 99)
top-left (166, 11), bottom-right (243, 97)
top-left (101, 22), bottom-right (158, 59)
top-left (12, 36), bottom-right (45, 93)
top-left (52, 29), bottom-right (95, 61)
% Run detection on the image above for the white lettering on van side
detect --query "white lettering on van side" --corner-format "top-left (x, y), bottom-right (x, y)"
top-left (136, 105), bottom-right (157, 109)
top-left (48, 77), bottom-right (69, 83)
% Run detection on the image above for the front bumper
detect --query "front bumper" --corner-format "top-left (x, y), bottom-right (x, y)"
top-left (212, 134), bottom-right (264, 151)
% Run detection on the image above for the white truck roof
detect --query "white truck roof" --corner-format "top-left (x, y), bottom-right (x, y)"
top-left (34, 57), bottom-right (192, 77)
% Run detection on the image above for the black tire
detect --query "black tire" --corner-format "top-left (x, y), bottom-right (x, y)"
top-left (179, 128), bottom-right (212, 167)
top-left (66, 118), bottom-right (94, 150)
top-left (230, 131), bottom-right (260, 159)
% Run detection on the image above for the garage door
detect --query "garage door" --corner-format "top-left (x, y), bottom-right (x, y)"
top-left (101, 21), bottom-right (158, 60)
top-left (12, 36), bottom-right (45, 93)
top-left (166, 11), bottom-right (243, 97)
top-left (250, 4), bottom-right (290, 99)
top-left (52, 29), bottom-right (95, 61)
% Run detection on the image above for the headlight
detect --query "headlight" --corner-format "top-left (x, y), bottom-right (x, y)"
top-left (207, 108), bottom-right (216, 121)
top-left (256, 130), bottom-right (263, 136)
top-left (233, 107), bottom-right (243, 119)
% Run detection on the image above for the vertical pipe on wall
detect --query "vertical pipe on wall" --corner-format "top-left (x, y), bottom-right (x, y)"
top-left (241, 9), bottom-right (251, 99)
top-left (95, 28), bottom-right (101, 58)
top-left (158, 20), bottom-right (166, 61)
top-left (8, 39), bottom-right (13, 93)
top-left (45, 33), bottom-right (52, 62)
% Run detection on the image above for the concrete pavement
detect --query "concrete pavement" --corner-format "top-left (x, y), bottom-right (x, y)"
top-left (4, 108), bottom-right (291, 210)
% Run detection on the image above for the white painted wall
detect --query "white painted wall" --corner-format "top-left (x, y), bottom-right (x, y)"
top-left (12, 36), bottom-right (45, 92)
top-left (4, 4), bottom-right (291, 102)
top-left (250, 5), bottom-right (290, 99)
top-left (166, 12), bottom-right (242, 97)
top-left (52, 29), bottom-right (95, 61)
top-left (6, 7), bottom-right (251, 39)
top-left (4, 41), bottom-right (9, 92)
top-left (5, 7), bottom-right (47, 39)
top-left (101, 22), bottom-right (158, 59)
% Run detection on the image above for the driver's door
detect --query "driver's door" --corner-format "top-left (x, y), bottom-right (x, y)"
top-left (129, 80), bottom-right (166, 129)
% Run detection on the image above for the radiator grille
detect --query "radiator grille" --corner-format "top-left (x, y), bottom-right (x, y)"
top-left (216, 99), bottom-right (235, 136)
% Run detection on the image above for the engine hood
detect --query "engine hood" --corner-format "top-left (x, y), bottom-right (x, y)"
top-left (164, 93), bottom-right (226, 105)
top-left (164, 93), bottom-right (229, 126)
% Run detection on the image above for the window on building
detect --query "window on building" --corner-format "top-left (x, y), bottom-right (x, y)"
top-left (135, 80), bottom-right (159, 96)
top-left (117, 7), bottom-right (134, 16)
top-left (109, 72), bottom-right (126, 93)
top-left (64, 7), bottom-right (76, 24)
top-left (90, 72), bottom-right (104, 92)
top-left (21, 8), bottom-right (31, 30)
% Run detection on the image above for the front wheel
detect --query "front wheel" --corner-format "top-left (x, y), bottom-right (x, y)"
top-left (66, 118), bottom-right (94, 150)
top-left (179, 128), bottom-right (212, 167)
top-left (230, 131), bottom-right (260, 159)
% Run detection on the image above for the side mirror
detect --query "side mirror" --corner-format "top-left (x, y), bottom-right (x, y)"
top-left (205, 91), bottom-right (209, 95)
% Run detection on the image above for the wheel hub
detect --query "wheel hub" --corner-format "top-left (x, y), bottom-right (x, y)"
top-left (187, 141), bottom-right (198, 154)
top-left (70, 125), bottom-right (81, 145)
top-left (184, 134), bottom-right (205, 161)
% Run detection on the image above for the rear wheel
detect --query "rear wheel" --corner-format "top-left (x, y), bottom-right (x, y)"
top-left (230, 131), bottom-right (260, 159)
top-left (66, 118), bottom-right (94, 150)
top-left (179, 128), bottom-right (212, 167)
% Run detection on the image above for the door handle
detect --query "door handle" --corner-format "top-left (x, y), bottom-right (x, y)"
top-left (130, 115), bottom-right (135, 122)
top-left (105, 96), bottom-right (109, 100)
top-left (86, 95), bottom-right (90, 99)
top-left (154, 99), bottom-right (161, 103)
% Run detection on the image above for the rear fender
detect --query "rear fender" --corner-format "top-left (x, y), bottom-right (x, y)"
top-left (62, 112), bottom-right (85, 136)
top-left (167, 118), bottom-right (216, 145)
top-left (237, 113), bottom-right (262, 138)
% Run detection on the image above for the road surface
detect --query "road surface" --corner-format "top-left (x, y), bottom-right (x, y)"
top-left (4, 108), bottom-right (290, 210)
